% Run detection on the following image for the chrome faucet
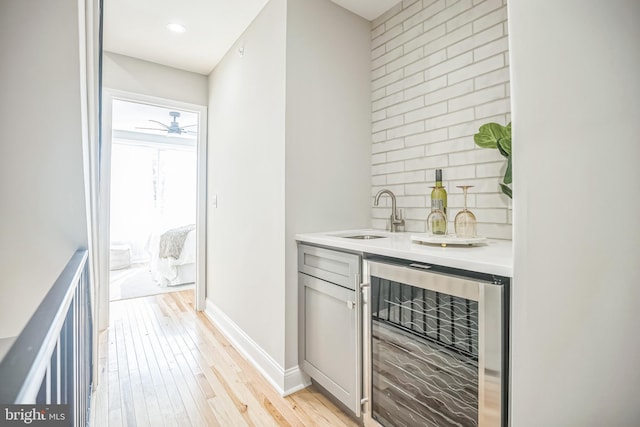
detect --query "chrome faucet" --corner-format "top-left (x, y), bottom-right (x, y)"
top-left (374, 189), bottom-right (405, 232)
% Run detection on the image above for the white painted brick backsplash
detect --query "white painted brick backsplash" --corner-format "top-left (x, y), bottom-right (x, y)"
top-left (405, 154), bottom-right (449, 171)
top-left (372, 24), bottom-right (403, 49)
top-left (403, 0), bottom-right (420, 8)
top-left (422, 24), bottom-right (473, 56)
top-left (370, 0), bottom-right (512, 239)
top-left (424, 108), bottom-right (474, 131)
top-left (447, 0), bottom-right (502, 31)
top-left (372, 131), bottom-right (387, 143)
top-left (386, 23), bottom-right (425, 51)
top-left (405, 128), bottom-right (448, 146)
top-left (387, 170), bottom-right (426, 184)
top-left (404, 0), bottom-right (446, 31)
top-left (476, 193), bottom-right (509, 208)
top-left (448, 114), bottom-right (504, 138)
top-left (387, 72), bottom-right (427, 96)
top-left (425, 136), bottom-right (474, 155)
top-left (372, 138), bottom-right (404, 153)
top-left (386, 145), bottom-right (425, 162)
top-left (448, 53), bottom-right (504, 84)
top-left (440, 164), bottom-right (476, 180)
top-left (405, 182), bottom-right (431, 195)
top-left (372, 68), bottom-right (404, 91)
top-left (424, 80), bottom-right (474, 106)
top-left (372, 184), bottom-right (405, 197)
top-left (425, 52), bottom-right (474, 80)
top-left (404, 48), bottom-right (447, 76)
top-left (474, 67), bottom-right (510, 89)
top-left (404, 102), bottom-right (448, 124)
top-left (372, 161), bottom-right (404, 176)
top-left (387, 121), bottom-right (425, 139)
top-left (372, 91), bottom-right (404, 112)
top-left (396, 195), bottom-right (428, 207)
top-left (372, 115), bottom-right (404, 133)
top-left (372, 175), bottom-right (387, 186)
top-left (474, 35), bottom-right (509, 61)
top-left (473, 6), bottom-right (507, 32)
top-left (476, 160), bottom-right (506, 178)
top-left (372, 109), bottom-right (386, 122)
top-left (447, 85), bottom-right (504, 112)
top-left (387, 47), bottom-right (424, 73)
top-left (402, 75), bottom-right (447, 99)
top-left (372, 44), bottom-right (386, 60)
top-left (404, 24), bottom-right (447, 54)
top-left (372, 45), bottom-right (403, 70)
top-left (386, 0), bottom-right (424, 29)
top-left (386, 97), bottom-right (425, 117)
top-left (447, 23), bottom-right (503, 58)
top-left (475, 98), bottom-right (511, 119)
top-left (372, 152), bottom-right (387, 165)
top-left (448, 148), bottom-right (504, 166)
top-left (372, 87), bottom-right (386, 101)
top-left (372, 65), bottom-right (387, 81)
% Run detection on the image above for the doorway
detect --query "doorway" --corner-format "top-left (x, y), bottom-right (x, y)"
top-left (99, 90), bottom-right (207, 328)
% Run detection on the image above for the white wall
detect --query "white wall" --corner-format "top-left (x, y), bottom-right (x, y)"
top-left (509, 0), bottom-right (640, 425)
top-left (0, 1), bottom-right (89, 338)
top-left (206, 0), bottom-right (371, 392)
top-left (207, 0), bottom-right (288, 375)
top-left (285, 0), bottom-right (372, 369)
top-left (103, 52), bottom-right (209, 106)
top-left (370, 0), bottom-right (512, 239)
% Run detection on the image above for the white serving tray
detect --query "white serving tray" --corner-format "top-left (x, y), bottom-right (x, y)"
top-left (411, 234), bottom-right (487, 247)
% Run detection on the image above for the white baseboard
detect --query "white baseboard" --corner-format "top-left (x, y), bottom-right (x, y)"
top-left (204, 299), bottom-right (310, 396)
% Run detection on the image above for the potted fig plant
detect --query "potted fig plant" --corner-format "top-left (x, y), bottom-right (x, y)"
top-left (473, 122), bottom-right (512, 198)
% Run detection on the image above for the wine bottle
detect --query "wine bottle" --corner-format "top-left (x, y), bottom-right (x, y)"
top-left (430, 169), bottom-right (448, 234)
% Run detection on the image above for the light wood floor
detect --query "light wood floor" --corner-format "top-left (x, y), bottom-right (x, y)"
top-left (92, 290), bottom-right (359, 427)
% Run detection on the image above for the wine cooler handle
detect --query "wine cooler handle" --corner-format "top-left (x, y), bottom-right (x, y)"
top-left (359, 281), bottom-right (370, 418)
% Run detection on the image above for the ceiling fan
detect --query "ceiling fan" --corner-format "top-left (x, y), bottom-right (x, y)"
top-left (136, 111), bottom-right (197, 135)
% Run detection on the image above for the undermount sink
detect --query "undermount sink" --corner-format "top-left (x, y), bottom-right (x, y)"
top-left (341, 234), bottom-right (387, 240)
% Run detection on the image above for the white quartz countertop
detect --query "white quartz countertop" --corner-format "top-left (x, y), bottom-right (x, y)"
top-left (296, 229), bottom-right (513, 277)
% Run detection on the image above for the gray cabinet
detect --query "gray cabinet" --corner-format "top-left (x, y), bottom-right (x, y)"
top-left (298, 244), bottom-right (362, 416)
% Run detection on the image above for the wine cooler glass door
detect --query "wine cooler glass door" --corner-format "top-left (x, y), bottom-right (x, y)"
top-left (365, 260), bottom-right (505, 427)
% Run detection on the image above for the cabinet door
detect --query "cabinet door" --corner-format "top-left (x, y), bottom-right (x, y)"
top-left (299, 273), bottom-right (361, 416)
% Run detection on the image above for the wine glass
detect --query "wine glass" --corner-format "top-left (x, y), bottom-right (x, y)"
top-left (427, 185), bottom-right (447, 235)
top-left (427, 209), bottom-right (447, 235)
top-left (454, 186), bottom-right (477, 238)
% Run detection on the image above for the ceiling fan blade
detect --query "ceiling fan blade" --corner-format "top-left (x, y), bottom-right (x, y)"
top-left (135, 127), bottom-right (168, 131)
top-left (148, 120), bottom-right (170, 129)
top-left (181, 124), bottom-right (198, 128)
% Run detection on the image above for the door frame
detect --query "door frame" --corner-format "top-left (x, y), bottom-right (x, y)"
top-left (98, 88), bottom-right (208, 330)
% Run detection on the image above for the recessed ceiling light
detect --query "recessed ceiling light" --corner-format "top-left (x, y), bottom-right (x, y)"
top-left (166, 23), bottom-right (186, 33)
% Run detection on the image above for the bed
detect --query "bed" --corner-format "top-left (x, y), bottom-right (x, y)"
top-left (148, 224), bottom-right (196, 287)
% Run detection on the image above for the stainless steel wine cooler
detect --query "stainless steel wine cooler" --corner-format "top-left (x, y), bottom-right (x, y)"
top-left (362, 257), bottom-right (508, 427)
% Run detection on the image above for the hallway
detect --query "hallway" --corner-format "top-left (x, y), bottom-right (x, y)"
top-left (92, 291), bottom-right (357, 426)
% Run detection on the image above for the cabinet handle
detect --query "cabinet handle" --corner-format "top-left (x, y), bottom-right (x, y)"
top-left (346, 300), bottom-right (355, 310)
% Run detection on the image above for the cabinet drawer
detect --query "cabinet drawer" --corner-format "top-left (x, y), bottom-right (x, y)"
top-left (298, 244), bottom-right (360, 290)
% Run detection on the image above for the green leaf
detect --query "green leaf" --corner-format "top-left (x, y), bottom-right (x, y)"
top-left (497, 137), bottom-right (512, 157)
top-left (503, 155), bottom-right (512, 184)
top-left (500, 183), bottom-right (513, 199)
top-left (474, 123), bottom-right (507, 149)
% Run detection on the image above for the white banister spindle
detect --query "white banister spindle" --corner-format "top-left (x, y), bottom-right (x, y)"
top-left (56, 337), bottom-right (61, 404)
top-left (45, 361), bottom-right (51, 404)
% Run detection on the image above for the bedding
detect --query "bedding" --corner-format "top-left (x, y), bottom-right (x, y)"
top-left (148, 224), bottom-right (196, 287)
